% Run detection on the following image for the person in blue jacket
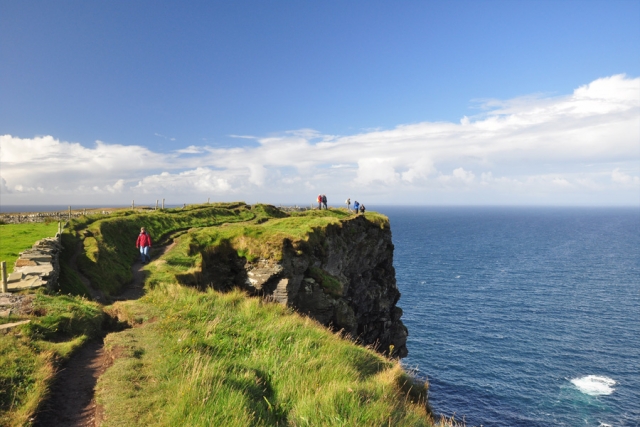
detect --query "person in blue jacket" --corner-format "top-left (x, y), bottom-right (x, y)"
top-left (353, 200), bottom-right (360, 214)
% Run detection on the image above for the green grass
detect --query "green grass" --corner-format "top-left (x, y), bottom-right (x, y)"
top-left (0, 205), bottom-right (461, 427)
top-left (98, 286), bottom-right (433, 427)
top-left (0, 222), bottom-right (60, 273)
top-left (60, 203), bottom-right (258, 296)
top-left (93, 207), bottom-right (439, 426)
top-left (0, 293), bottom-right (104, 427)
top-left (141, 207), bottom-right (390, 295)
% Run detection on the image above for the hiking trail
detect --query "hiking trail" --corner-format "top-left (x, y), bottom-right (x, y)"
top-left (32, 238), bottom-right (177, 426)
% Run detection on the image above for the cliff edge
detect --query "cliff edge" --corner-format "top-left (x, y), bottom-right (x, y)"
top-left (199, 211), bottom-right (409, 358)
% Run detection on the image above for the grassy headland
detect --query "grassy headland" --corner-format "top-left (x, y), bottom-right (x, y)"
top-left (1, 204), bottom-right (455, 426)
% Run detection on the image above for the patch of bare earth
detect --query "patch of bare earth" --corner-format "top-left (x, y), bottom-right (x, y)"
top-left (32, 340), bottom-right (110, 427)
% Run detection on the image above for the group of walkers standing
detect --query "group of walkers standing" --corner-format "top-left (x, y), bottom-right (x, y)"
top-left (318, 194), bottom-right (366, 214)
top-left (317, 194), bottom-right (328, 209)
top-left (345, 198), bottom-right (365, 215)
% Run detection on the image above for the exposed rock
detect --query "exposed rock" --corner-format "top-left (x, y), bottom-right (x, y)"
top-left (200, 215), bottom-right (408, 358)
top-left (6, 236), bottom-right (62, 292)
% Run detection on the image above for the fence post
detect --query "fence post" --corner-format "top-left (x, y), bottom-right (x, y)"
top-left (208, 197), bottom-right (210, 204)
top-left (68, 206), bottom-right (71, 221)
top-left (162, 198), bottom-right (165, 209)
top-left (132, 200), bottom-right (135, 210)
top-left (1, 261), bottom-right (7, 293)
top-left (156, 199), bottom-right (158, 210)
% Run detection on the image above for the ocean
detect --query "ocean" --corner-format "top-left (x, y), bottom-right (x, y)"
top-left (377, 207), bottom-right (639, 427)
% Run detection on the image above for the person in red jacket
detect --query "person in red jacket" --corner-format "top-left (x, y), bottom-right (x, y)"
top-left (136, 227), bottom-right (152, 264)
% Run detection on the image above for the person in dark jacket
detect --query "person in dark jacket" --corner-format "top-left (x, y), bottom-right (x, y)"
top-left (136, 227), bottom-right (152, 264)
top-left (322, 194), bottom-right (328, 210)
top-left (353, 201), bottom-right (360, 214)
top-left (360, 204), bottom-right (365, 215)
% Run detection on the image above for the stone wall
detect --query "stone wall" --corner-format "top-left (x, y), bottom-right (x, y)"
top-left (0, 210), bottom-right (110, 224)
top-left (5, 235), bottom-right (62, 292)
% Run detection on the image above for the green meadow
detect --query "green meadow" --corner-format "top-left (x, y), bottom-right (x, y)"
top-left (0, 222), bottom-right (59, 273)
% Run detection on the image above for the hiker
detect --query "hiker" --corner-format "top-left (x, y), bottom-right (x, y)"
top-left (360, 204), bottom-right (365, 215)
top-left (353, 200), bottom-right (360, 215)
top-left (346, 198), bottom-right (351, 211)
top-left (317, 194), bottom-right (323, 210)
top-left (322, 194), bottom-right (328, 210)
top-left (136, 227), bottom-right (152, 264)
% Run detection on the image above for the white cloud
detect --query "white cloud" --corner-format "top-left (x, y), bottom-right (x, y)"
top-left (155, 133), bottom-right (176, 141)
top-left (355, 158), bottom-right (399, 185)
top-left (437, 168), bottom-right (476, 185)
top-left (0, 177), bottom-right (10, 194)
top-left (133, 168), bottom-right (233, 194)
top-left (1, 74), bottom-right (639, 205)
top-left (105, 179), bottom-right (125, 193)
top-left (176, 145), bottom-right (205, 154)
top-left (611, 168), bottom-right (640, 186)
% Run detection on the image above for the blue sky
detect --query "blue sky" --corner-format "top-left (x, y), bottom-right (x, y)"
top-left (1, 0), bottom-right (639, 206)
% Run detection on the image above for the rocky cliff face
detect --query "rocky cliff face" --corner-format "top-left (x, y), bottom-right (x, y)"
top-left (201, 215), bottom-right (409, 358)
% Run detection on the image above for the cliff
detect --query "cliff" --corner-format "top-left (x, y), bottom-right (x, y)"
top-left (198, 212), bottom-right (409, 358)
top-left (62, 203), bottom-right (409, 358)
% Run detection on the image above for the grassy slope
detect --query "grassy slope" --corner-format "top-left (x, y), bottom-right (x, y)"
top-left (60, 203), bottom-right (254, 296)
top-left (101, 286), bottom-right (431, 427)
top-left (0, 294), bottom-right (103, 427)
top-left (0, 222), bottom-right (59, 273)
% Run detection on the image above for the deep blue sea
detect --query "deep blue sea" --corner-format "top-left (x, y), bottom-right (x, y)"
top-left (378, 207), bottom-right (639, 427)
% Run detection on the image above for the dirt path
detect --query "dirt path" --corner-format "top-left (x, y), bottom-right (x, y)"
top-left (113, 240), bottom-right (177, 301)
top-left (32, 341), bottom-right (108, 427)
top-left (32, 237), bottom-right (178, 426)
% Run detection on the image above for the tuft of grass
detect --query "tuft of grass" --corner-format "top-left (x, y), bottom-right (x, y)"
top-left (0, 222), bottom-right (60, 273)
top-left (307, 266), bottom-right (344, 296)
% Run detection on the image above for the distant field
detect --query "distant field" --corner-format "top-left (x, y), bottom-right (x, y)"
top-left (0, 223), bottom-right (59, 273)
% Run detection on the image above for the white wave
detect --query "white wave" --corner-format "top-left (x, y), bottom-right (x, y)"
top-left (455, 275), bottom-right (461, 279)
top-left (599, 423), bottom-right (612, 427)
top-left (571, 375), bottom-right (616, 396)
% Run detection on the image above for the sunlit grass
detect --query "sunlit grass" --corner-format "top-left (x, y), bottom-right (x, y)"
top-left (0, 222), bottom-right (59, 273)
top-left (0, 293), bottom-right (103, 427)
top-left (98, 287), bottom-right (433, 426)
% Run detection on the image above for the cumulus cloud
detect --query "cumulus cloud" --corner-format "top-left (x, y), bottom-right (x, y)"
top-left (176, 145), bottom-right (205, 154)
top-left (133, 168), bottom-right (233, 194)
top-left (611, 168), bottom-right (640, 186)
top-left (1, 74), bottom-right (639, 205)
top-left (438, 168), bottom-right (476, 185)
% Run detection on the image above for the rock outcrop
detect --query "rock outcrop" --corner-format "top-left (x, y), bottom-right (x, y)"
top-left (201, 215), bottom-right (409, 358)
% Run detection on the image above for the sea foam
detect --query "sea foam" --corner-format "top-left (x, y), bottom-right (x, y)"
top-left (571, 375), bottom-right (616, 396)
